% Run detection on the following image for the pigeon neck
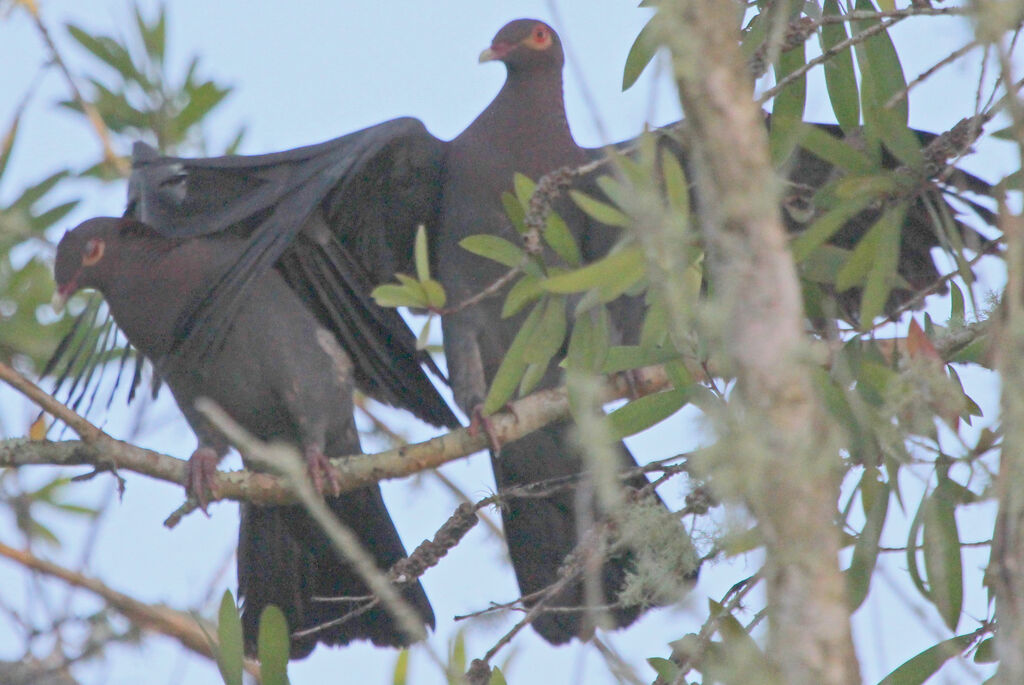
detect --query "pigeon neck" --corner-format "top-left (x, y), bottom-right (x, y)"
top-left (479, 66), bottom-right (576, 155)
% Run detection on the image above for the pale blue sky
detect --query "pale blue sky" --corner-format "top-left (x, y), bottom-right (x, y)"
top-left (0, 2), bottom-right (1013, 684)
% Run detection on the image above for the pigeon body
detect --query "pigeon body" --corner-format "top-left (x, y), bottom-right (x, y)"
top-left (53, 217), bottom-right (435, 657)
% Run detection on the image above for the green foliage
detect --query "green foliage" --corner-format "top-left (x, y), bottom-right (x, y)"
top-left (215, 591), bottom-right (244, 685)
top-left (257, 606), bottom-right (290, 685)
top-left (2, 473), bottom-right (99, 547)
top-left (62, 4), bottom-right (237, 156)
top-left (214, 592), bottom-right (290, 685)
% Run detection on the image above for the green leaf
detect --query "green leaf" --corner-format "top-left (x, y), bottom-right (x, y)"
top-left (601, 345), bottom-right (682, 374)
top-left (513, 172), bottom-right (536, 206)
top-left (607, 389), bottom-right (689, 439)
top-left (792, 124), bottom-right (875, 176)
top-left (420, 278), bottom-right (446, 309)
top-left (0, 107), bottom-right (20, 181)
top-left (175, 81), bottom-right (230, 136)
top-left (66, 24), bottom-right (142, 86)
top-left (392, 649), bottom-right (410, 685)
top-left (216, 591), bottom-right (244, 685)
top-left (257, 605), bottom-right (290, 685)
top-left (489, 665), bottom-right (508, 685)
top-left (820, 0), bottom-right (860, 132)
top-left (483, 301), bottom-right (544, 414)
top-left (519, 361), bottom-right (548, 396)
top-left (416, 316), bottom-right (432, 350)
top-left (501, 191), bottom-right (526, 232)
top-left (543, 211), bottom-right (581, 266)
top-left (922, 480), bottom-right (964, 631)
top-left (569, 189), bottom-right (631, 227)
top-left (878, 632), bottom-right (976, 685)
top-left (31, 200), bottom-right (79, 232)
top-left (647, 657), bottom-right (681, 681)
top-left (543, 246), bottom-right (645, 294)
top-left (371, 283), bottom-right (428, 309)
top-left (661, 147), bottom-right (690, 215)
top-left (846, 469), bottom-right (889, 610)
top-left (523, 296), bottom-right (567, 365)
top-left (853, 0), bottom-right (907, 125)
top-left (11, 171), bottom-right (70, 212)
top-left (973, 637), bottom-right (996, 664)
top-left (858, 207), bottom-right (905, 326)
top-left (853, 0), bottom-right (921, 168)
top-left (136, 4), bottom-right (166, 63)
top-left (460, 235), bottom-right (525, 268)
top-left (791, 196), bottom-right (873, 262)
top-left (770, 40), bottom-right (807, 164)
top-left (414, 224), bottom-right (430, 281)
top-left (565, 305), bottom-right (609, 372)
top-left (949, 281), bottom-right (965, 324)
top-left (449, 630), bottom-right (467, 675)
top-left (623, 15), bottom-right (660, 90)
top-left (502, 275), bottom-right (543, 318)
top-left (833, 205), bottom-right (902, 311)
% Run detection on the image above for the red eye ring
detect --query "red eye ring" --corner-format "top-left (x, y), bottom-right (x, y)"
top-left (83, 238), bottom-right (105, 266)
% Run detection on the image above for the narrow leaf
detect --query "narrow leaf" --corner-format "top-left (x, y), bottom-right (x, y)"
top-left (846, 469), bottom-right (889, 610)
top-left (216, 591), bottom-right (244, 685)
top-left (543, 211), bottom-right (581, 266)
top-left (371, 283), bottom-right (428, 309)
top-left (607, 389), bottom-right (689, 439)
top-left (623, 15), bottom-right (660, 90)
top-left (922, 481), bottom-right (964, 631)
top-left (513, 172), bottom-right (536, 206)
top-left (523, 296), bottom-right (567, 365)
top-left (820, 0), bottom-right (860, 131)
top-left (414, 224), bottom-right (430, 281)
top-left (460, 235), bottom-right (524, 268)
top-left (878, 632), bottom-right (976, 685)
top-left (483, 301), bottom-right (544, 414)
top-left (770, 41), bottom-right (807, 164)
top-left (543, 246), bottom-right (645, 294)
top-left (257, 605), bottom-right (290, 685)
top-left (569, 189), bottom-right (631, 227)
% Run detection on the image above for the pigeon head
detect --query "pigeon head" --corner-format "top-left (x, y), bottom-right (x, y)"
top-left (52, 217), bottom-right (159, 311)
top-left (479, 19), bottom-right (563, 73)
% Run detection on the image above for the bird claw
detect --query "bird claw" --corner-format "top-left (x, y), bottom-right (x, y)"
top-left (468, 406), bottom-right (504, 455)
top-left (305, 446), bottom-right (341, 497)
top-left (185, 446), bottom-right (220, 514)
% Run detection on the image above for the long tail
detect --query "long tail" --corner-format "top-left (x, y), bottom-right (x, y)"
top-left (237, 486), bottom-right (434, 658)
top-left (491, 419), bottom-right (693, 644)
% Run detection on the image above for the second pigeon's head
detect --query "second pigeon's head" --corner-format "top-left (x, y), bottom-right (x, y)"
top-left (479, 19), bottom-right (564, 74)
top-left (52, 217), bottom-right (154, 311)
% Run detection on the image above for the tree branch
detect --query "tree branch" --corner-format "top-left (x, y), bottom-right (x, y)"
top-left (0, 358), bottom-right (667, 521)
top-left (663, 0), bottom-right (860, 682)
top-left (0, 541), bottom-right (259, 677)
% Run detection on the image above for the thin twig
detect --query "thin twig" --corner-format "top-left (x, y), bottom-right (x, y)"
top-left (0, 540), bottom-right (260, 676)
top-left (25, 6), bottom-right (129, 175)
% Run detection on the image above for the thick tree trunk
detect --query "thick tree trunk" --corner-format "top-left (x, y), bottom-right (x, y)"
top-left (662, 1), bottom-right (860, 682)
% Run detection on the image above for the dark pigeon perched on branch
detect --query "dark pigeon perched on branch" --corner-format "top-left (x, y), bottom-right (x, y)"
top-left (53, 217), bottom-right (435, 658)
top-left (46, 17), bottom-right (995, 645)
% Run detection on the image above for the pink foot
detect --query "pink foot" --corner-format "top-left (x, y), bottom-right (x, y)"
top-left (468, 406), bottom-right (504, 455)
top-left (305, 445), bottom-right (341, 496)
top-left (185, 446), bottom-right (220, 514)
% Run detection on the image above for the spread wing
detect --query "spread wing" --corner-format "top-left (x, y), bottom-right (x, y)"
top-left (578, 120), bottom-right (997, 325)
top-left (47, 118), bottom-right (460, 429)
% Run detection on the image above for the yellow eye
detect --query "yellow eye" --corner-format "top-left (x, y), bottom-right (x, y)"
top-left (83, 238), bottom-right (105, 266)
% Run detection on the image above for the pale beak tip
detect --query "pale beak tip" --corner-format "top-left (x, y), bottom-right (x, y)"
top-left (51, 291), bottom-right (67, 314)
